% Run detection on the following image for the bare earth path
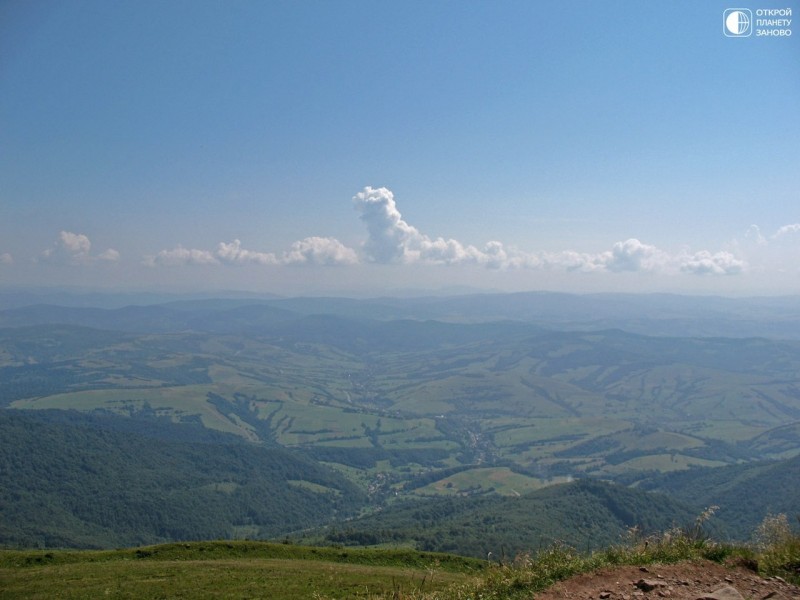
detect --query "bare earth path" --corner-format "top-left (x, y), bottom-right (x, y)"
top-left (533, 560), bottom-right (800, 600)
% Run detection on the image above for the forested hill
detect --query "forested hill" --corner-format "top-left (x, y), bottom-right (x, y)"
top-left (317, 478), bottom-right (702, 559)
top-left (0, 409), bottom-right (365, 549)
top-left (636, 453), bottom-right (800, 536)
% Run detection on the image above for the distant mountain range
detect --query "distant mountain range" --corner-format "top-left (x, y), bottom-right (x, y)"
top-left (1, 290), bottom-right (800, 338)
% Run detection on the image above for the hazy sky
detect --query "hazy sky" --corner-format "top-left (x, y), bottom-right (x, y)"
top-left (1, 1), bottom-right (799, 296)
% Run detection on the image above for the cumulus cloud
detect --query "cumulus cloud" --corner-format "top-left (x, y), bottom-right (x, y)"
top-left (216, 239), bottom-right (277, 265)
top-left (280, 236), bottom-right (359, 266)
top-left (598, 238), bottom-right (671, 273)
top-left (352, 187), bottom-right (537, 269)
top-left (678, 250), bottom-right (745, 275)
top-left (352, 186), bottom-right (421, 263)
top-left (60, 231), bottom-right (91, 255)
top-left (38, 231), bottom-right (119, 265)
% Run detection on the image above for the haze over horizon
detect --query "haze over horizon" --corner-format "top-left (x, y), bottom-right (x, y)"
top-left (2, 1), bottom-right (798, 297)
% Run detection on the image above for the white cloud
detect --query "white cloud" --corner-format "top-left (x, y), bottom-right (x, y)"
top-left (97, 248), bottom-right (121, 262)
top-left (745, 224), bottom-right (767, 245)
top-left (149, 237), bottom-right (358, 268)
top-left (216, 239), bottom-right (277, 265)
top-left (145, 246), bottom-right (219, 267)
top-left (280, 236), bottom-right (359, 266)
top-left (678, 250), bottom-right (745, 275)
top-left (352, 187), bottom-right (541, 269)
top-left (773, 223), bottom-right (800, 239)
top-left (38, 231), bottom-right (119, 265)
top-left (352, 186), bottom-right (421, 263)
top-left (60, 231), bottom-right (91, 255)
top-left (599, 238), bottom-right (671, 273)
top-left (540, 250), bottom-right (603, 272)
top-left (0, 252), bottom-right (13, 265)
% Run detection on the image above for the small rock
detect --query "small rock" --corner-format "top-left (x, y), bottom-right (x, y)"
top-left (694, 585), bottom-right (745, 600)
top-left (599, 592), bottom-right (611, 599)
top-left (635, 579), bottom-right (665, 592)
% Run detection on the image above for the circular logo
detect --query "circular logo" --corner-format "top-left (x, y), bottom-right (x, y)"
top-left (725, 10), bottom-right (751, 36)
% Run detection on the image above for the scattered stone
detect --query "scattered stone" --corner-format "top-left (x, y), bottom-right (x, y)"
top-left (532, 561), bottom-right (800, 600)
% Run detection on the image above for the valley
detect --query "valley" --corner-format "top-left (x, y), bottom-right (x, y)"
top-left (1, 291), bottom-right (800, 552)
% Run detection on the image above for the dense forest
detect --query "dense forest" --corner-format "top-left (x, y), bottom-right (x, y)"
top-left (0, 409), bottom-right (364, 548)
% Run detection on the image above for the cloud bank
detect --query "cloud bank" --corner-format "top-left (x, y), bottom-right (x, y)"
top-left (35, 189), bottom-right (761, 280)
top-left (141, 186), bottom-right (751, 277)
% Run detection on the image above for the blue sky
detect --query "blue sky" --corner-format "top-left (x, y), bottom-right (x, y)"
top-left (1, 0), bottom-right (798, 296)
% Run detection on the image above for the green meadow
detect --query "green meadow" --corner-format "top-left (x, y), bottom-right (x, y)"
top-left (0, 542), bottom-right (483, 600)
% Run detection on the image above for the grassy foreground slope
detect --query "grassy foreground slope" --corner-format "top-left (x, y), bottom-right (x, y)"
top-left (2, 526), bottom-right (799, 600)
top-left (0, 541), bottom-right (483, 600)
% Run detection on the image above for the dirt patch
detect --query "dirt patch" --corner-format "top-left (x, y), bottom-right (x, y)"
top-left (533, 560), bottom-right (799, 600)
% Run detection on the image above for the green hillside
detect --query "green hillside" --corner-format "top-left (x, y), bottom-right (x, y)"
top-left (637, 454), bottom-right (800, 537)
top-left (0, 410), bottom-right (365, 549)
top-left (315, 479), bottom-right (702, 558)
